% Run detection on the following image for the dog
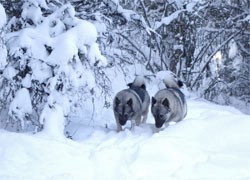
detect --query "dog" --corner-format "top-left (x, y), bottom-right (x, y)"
top-left (151, 72), bottom-right (187, 128)
top-left (113, 76), bottom-right (150, 132)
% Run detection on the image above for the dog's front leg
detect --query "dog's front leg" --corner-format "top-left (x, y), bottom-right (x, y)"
top-left (116, 123), bottom-right (123, 132)
top-left (130, 120), bottom-right (136, 131)
top-left (141, 109), bottom-right (149, 124)
top-left (164, 122), bottom-right (169, 128)
top-left (134, 115), bottom-right (142, 126)
top-left (115, 118), bottom-right (123, 132)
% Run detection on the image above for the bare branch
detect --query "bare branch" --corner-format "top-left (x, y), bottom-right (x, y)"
top-left (191, 30), bottom-right (242, 89)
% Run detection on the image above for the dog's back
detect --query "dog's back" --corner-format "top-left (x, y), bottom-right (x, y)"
top-left (127, 76), bottom-right (150, 118)
top-left (169, 87), bottom-right (187, 119)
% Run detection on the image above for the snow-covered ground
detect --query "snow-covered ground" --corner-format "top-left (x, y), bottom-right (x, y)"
top-left (1, 97), bottom-right (250, 180)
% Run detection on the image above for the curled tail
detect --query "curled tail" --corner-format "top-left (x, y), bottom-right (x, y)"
top-left (127, 76), bottom-right (147, 90)
top-left (157, 71), bottom-right (184, 89)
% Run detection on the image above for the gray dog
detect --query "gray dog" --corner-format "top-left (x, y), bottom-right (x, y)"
top-left (113, 76), bottom-right (150, 132)
top-left (151, 72), bottom-right (187, 128)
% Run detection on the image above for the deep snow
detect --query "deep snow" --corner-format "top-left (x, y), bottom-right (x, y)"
top-left (1, 97), bottom-right (250, 180)
top-left (1, 2), bottom-right (250, 179)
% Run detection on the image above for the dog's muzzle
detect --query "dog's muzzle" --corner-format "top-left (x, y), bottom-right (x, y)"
top-left (155, 119), bottom-right (165, 128)
top-left (119, 119), bottom-right (127, 126)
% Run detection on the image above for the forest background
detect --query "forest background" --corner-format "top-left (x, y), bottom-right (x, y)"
top-left (0, 0), bottom-right (249, 133)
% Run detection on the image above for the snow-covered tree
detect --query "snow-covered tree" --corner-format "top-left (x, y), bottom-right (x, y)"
top-left (0, 0), bottom-right (109, 136)
top-left (1, 0), bottom-right (249, 135)
top-left (186, 0), bottom-right (250, 113)
top-left (0, 3), bottom-right (7, 71)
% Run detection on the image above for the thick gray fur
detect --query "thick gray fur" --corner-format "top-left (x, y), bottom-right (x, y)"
top-left (151, 76), bottom-right (187, 128)
top-left (113, 77), bottom-right (150, 132)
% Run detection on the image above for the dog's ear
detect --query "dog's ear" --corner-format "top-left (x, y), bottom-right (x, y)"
top-left (127, 98), bottom-right (133, 107)
top-left (140, 84), bottom-right (146, 90)
top-left (115, 97), bottom-right (120, 105)
top-left (162, 98), bottom-right (169, 107)
top-left (127, 83), bottom-right (132, 88)
top-left (177, 80), bottom-right (184, 88)
top-left (152, 97), bottom-right (157, 105)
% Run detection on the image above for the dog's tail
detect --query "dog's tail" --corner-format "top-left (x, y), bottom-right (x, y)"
top-left (127, 76), bottom-right (146, 90)
top-left (158, 71), bottom-right (183, 89)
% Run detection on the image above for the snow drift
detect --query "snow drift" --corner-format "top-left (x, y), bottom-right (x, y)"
top-left (0, 97), bottom-right (250, 180)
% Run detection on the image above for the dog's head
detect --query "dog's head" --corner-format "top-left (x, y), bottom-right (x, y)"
top-left (114, 97), bottom-right (134, 126)
top-left (151, 97), bottom-right (171, 128)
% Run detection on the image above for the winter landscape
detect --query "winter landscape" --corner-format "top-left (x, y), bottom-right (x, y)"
top-left (0, 1), bottom-right (250, 180)
top-left (1, 96), bottom-right (250, 180)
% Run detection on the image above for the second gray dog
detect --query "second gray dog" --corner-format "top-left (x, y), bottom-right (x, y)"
top-left (151, 72), bottom-right (187, 128)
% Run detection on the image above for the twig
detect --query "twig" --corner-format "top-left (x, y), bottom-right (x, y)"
top-left (116, 32), bottom-right (149, 63)
top-left (191, 30), bottom-right (242, 89)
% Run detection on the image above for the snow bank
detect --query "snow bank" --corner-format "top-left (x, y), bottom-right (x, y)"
top-left (39, 104), bottom-right (65, 140)
top-left (1, 98), bottom-right (250, 180)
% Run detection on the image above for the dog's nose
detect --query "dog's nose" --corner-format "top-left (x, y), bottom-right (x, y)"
top-left (155, 119), bottom-right (165, 128)
top-left (119, 119), bottom-right (127, 126)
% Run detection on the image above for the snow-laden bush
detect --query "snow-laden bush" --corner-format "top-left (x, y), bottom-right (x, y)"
top-left (0, 3), bottom-right (7, 70)
top-left (0, 1), bottom-right (109, 135)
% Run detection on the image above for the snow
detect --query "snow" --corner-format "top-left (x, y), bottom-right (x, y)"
top-left (1, 97), bottom-right (250, 180)
top-left (0, 3), bottom-right (7, 70)
top-left (39, 104), bottom-right (65, 140)
top-left (43, 14), bottom-right (107, 67)
top-left (6, 3), bottom-right (107, 83)
top-left (155, 10), bottom-right (183, 29)
top-left (1, 1), bottom-right (250, 179)
top-left (186, 1), bottom-right (197, 12)
top-left (154, 0), bottom-right (198, 29)
top-left (88, 42), bottom-right (108, 67)
top-left (2, 66), bottom-right (18, 80)
top-left (8, 88), bottom-right (32, 128)
top-left (29, 59), bottom-right (52, 83)
top-left (242, 15), bottom-right (250, 22)
top-left (3, 3), bottom-right (109, 134)
top-left (0, 45), bottom-right (7, 70)
top-left (210, 51), bottom-right (222, 77)
top-left (21, 74), bottom-right (31, 88)
top-left (0, 3), bottom-right (6, 28)
top-left (21, 1), bottom-right (43, 25)
top-left (228, 39), bottom-right (238, 59)
top-left (228, 39), bottom-right (242, 72)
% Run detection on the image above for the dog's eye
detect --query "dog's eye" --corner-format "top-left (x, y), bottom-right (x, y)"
top-left (123, 113), bottom-right (128, 119)
top-left (159, 114), bottom-right (164, 119)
